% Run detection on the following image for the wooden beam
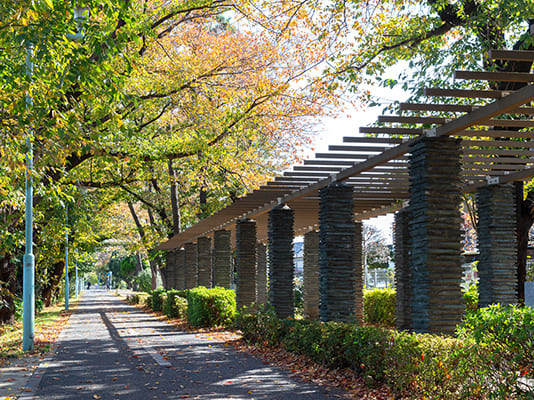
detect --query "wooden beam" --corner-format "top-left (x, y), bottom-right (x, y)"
top-left (303, 160), bottom-right (359, 166)
top-left (463, 139), bottom-right (534, 148)
top-left (462, 156), bottom-right (534, 164)
top-left (435, 84), bottom-right (534, 136)
top-left (424, 88), bottom-right (511, 99)
top-left (467, 148), bottom-right (534, 157)
top-left (464, 167), bottom-right (534, 192)
top-left (328, 145), bottom-right (391, 152)
top-left (454, 129), bottom-right (534, 139)
top-left (455, 70), bottom-right (534, 83)
top-left (343, 136), bottom-right (404, 144)
top-left (293, 166), bottom-right (343, 172)
top-left (489, 49), bottom-right (534, 62)
top-left (400, 103), bottom-right (474, 113)
top-left (316, 153), bottom-right (371, 159)
top-left (481, 119), bottom-right (534, 128)
top-left (359, 127), bottom-right (423, 135)
top-left (378, 115), bottom-right (448, 124)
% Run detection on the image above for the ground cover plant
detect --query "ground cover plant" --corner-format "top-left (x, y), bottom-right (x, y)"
top-left (0, 300), bottom-right (74, 360)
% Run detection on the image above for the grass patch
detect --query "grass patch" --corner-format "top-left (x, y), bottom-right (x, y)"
top-left (0, 300), bottom-right (76, 360)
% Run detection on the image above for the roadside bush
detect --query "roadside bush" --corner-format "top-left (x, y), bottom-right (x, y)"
top-left (240, 306), bottom-right (532, 399)
top-left (237, 303), bottom-right (293, 346)
top-left (126, 293), bottom-right (140, 304)
top-left (151, 288), bottom-right (166, 312)
top-left (363, 288), bottom-right (395, 327)
top-left (186, 286), bottom-right (236, 328)
top-left (135, 270), bottom-right (153, 293)
top-left (457, 304), bottom-right (534, 398)
top-left (163, 289), bottom-right (188, 319)
top-left (144, 294), bottom-right (153, 309)
top-left (462, 283), bottom-right (478, 315)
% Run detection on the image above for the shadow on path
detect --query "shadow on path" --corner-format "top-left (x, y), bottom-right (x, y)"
top-left (29, 289), bottom-right (345, 400)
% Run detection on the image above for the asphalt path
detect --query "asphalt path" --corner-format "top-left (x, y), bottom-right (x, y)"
top-left (25, 289), bottom-right (344, 400)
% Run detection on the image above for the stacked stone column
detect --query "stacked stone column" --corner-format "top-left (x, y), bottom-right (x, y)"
top-left (184, 242), bottom-right (198, 289)
top-left (213, 230), bottom-right (232, 288)
top-left (176, 248), bottom-right (185, 290)
top-left (256, 243), bottom-right (268, 305)
top-left (354, 221), bottom-right (364, 323)
top-left (303, 230), bottom-right (320, 319)
top-left (477, 183), bottom-right (518, 307)
top-left (197, 237), bottom-right (212, 288)
top-left (409, 137), bottom-right (463, 335)
top-left (236, 219), bottom-right (257, 310)
top-left (268, 205), bottom-right (295, 319)
top-left (319, 182), bottom-right (358, 322)
top-left (394, 209), bottom-right (411, 330)
top-left (164, 250), bottom-right (176, 289)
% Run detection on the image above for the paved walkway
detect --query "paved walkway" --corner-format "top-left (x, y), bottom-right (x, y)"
top-left (12, 289), bottom-right (344, 399)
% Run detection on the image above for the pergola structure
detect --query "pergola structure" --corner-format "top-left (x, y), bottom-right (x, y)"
top-left (158, 49), bottom-right (534, 334)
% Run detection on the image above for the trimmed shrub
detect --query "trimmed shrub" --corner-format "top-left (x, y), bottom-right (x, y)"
top-left (363, 288), bottom-right (395, 327)
top-left (151, 288), bottom-right (166, 312)
top-left (144, 294), bottom-right (153, 309)
top-left (457, 304), bottom-right (534, 398)
top-left (126, 293), bottom-right (140, 304)
top-left (237, 303), bottom-right (293, 346)
top-left (239, 306), bottom-right (532, 399)
top-left (462, 283), bottom-right (478, 315)
top-left (163, 289), bottom-right (188, 319)
top-left (186, 286), bottom-right (236, 328)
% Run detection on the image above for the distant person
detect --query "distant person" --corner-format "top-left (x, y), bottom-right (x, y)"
top-left (87, 282), bottom-right (91, 290)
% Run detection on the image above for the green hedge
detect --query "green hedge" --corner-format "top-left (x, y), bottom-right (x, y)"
top-left (363, 288), bottom-right (395, 327)
top-left (126, 292), bottom-right (150, 305)
top-left (187, 286), bottom-right (236, 328)
top-left (151, 288), bottom-right (166, 312)
top-left (238, 305), bottom-right (534, 399)
top-left (163, 289), bottom-right (188, 319)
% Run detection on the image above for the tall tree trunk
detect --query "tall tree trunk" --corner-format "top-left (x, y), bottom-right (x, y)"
top-left (41, 260), bottom-right (66, 307)
top-left (149, 258), bottom-right (159, 290)
top-left (167, 159), bottom-right (181, 236)
top-left (0, 256), bottom-right (17, 324)
top-left (127, 201), bottom-right (161, 290)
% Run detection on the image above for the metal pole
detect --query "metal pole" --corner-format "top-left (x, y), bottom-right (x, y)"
top-left (64, 207), bottom-right (69, 310)
top-left (22, 44), bottom-right (35, 352)
top-left (75, 262), bottom-right (79, 298)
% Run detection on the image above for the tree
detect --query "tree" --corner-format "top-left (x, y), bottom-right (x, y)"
top-left (363, 224), bottom-right (391, 270)
top-left (0, 0), bottom-right (337, 322)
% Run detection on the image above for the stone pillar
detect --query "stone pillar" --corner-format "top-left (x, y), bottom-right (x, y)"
top-left (354, 221), bottom-right (364, 323)
top-left (394, 209), bottom-right (411, 330)
top-left (164, 250), bottom-right (176, 289)
top-left (256, 243), bottom-right (268, 305)
top-left (409, 137), bottom-right (463, 335)
top-left (303, 230), bottom-right (320, 319)
top-left (197, 237), bottom-right (212, 288)
top-left (236, 220), bottom-right (257, 310)
top-left (319, 182), bottom-right (356, 322)
top-left (477, 183), bottom-right (518, 307)
top-left (184, 242), bottom-right (198, 289)
top-left (213, 230), bottom-right (232, 288)
top-left (268, 205), bottom-right (295, 319)
top-left (176, 248), bottom-right (185, 290)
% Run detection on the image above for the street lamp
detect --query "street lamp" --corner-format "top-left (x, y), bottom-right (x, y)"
top-left (22, 43), bottom-right (35, 352)
top-left (22, 6), bottom-right (90, 351)
top-left (64, 206), bottom-right (69, 311)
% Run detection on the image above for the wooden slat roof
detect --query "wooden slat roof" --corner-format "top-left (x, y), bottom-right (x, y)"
top-left (157, 49), bottom-right (534, 250)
